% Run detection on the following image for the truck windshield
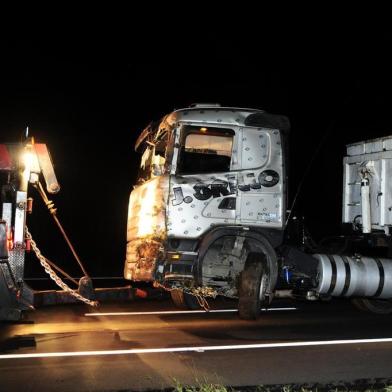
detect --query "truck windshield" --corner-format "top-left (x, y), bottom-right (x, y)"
top-left (178, 126), bottom-right (234, 174)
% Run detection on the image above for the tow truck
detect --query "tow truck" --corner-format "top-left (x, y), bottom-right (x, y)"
top-left (0, 137), bottom-right (132, 321)
top-left (124, 103), bottom-right (392, 318)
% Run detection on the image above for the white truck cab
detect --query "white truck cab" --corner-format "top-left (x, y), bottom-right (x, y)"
top-left (125, 104), bottom-right (289, 314)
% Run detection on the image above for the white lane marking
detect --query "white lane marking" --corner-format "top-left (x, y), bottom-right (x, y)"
top-left (84, 307), bottom-right (297, 317)
top-left (1, 338), bottom-right (392, 359)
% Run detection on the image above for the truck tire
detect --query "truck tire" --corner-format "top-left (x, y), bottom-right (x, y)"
top-left (352, 298), bottom-right (392, 314)
top-left (238, 252), bottom-right (269, 320)
top-left (170, 289), bottom-right (200, 310)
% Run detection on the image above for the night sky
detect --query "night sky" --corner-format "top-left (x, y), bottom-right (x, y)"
top-left (1, 25), bottom-right (391, 281)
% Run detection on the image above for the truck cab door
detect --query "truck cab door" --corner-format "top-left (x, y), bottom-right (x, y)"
top-left (236, 127), bottom-right (284, 229)
top-left (167, 124), bottom-right (240, 239)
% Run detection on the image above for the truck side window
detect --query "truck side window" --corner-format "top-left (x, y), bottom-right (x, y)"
top-left (178, 126), bottom-right (234, 174)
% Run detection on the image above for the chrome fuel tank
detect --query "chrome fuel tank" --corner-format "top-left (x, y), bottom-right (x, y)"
top-left (314, 254), bottom-right (392, 299)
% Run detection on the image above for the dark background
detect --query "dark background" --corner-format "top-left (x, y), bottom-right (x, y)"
top-left (1, 24), bottom-right (392, 280)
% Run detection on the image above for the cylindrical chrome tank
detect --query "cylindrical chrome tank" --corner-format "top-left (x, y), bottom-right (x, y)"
top-left (314, 254), bottom-right (392, 299)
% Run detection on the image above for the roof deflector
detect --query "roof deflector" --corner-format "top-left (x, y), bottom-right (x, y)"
top-left (189, 103), bottom-right (221, 108)
top-left (245, 112), bottom-right (290, 133)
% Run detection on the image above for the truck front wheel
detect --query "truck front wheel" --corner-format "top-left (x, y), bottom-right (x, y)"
top-left (238, 253), bottom-right (269, 320)
top-left (352, 298), bottom-right (392, 314)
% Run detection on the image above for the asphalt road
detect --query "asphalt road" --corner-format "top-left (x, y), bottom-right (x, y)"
top-left (1, 297), bottom-right (392, 391)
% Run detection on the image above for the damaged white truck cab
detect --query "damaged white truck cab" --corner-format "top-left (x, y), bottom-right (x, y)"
top-left (126, 104), bottom-right (392, 318)
top-left (125, 104), bottom-right (290, 316)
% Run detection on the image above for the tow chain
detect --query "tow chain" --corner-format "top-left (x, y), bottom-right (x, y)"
top-left (154, 282), bottom-right (217, 312)
top-left (189, 286), bottom-right (218, 312)
top-left (25, 227), bottom-right (99, 307)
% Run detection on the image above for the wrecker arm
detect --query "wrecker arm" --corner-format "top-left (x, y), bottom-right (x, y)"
top-left (0, 139), bottom-right (135, 321)
top-left (0, 140), bottom-right (73, 320)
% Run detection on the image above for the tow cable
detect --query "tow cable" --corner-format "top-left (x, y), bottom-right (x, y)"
top-left (26, 181), bottom-right (98, 307)
top-left (35, 181), bottom-right (89, 277)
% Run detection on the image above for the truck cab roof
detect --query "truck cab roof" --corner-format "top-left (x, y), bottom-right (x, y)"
top-left (165, 104), bottom-right (290, 132)
top-left (135, 104), bottom-right (290, 152)
top-left (166, 105), bottom-right (263, 127)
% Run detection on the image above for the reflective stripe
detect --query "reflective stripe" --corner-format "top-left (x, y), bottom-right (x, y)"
top-left (2, 338), bottom-right (392, 360)
top-left (84, 307), bottom-right (298, 317)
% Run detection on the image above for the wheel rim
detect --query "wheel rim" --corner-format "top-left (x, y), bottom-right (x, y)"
top-left (259, 273), bottom-right (268, 301)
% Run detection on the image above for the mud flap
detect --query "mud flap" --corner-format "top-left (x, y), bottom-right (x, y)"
top-left (0, 266), bottom-right (22, 321)
top-left (0, 220), bottom-right (23, 321)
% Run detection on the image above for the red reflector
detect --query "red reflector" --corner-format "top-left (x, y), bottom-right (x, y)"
top-left (25, 239), bottom-right (31, 252)
top-left (26, 198), bottom-right (33, 214)
top-left (135, 288), bottom-right (148, 298)
top-left (7, 229), bottom-right (13, 251)
top-left (7, 240), bottom-right (13, 251)
top-left (0, 145), bottom-right (12, 170)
